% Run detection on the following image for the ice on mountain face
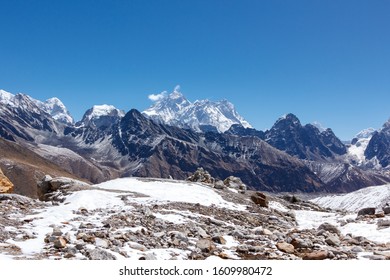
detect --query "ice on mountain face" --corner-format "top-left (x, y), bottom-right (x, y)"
top-left (143, 86), bottom-right (252, 133)
top-left (79, 105), bottom-right (125, 127)
top-left (347, 128), bottom-right (376, 165)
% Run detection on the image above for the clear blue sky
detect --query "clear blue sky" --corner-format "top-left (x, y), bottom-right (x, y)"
top-left (1, 0), bottom-right (389, 140)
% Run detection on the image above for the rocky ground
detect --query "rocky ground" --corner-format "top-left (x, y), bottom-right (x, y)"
top-left (1, 173), bottom-right (390, 261)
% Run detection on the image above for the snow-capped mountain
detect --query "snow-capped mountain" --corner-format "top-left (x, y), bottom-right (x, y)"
top-left (0, 89), bottom-right (73, 125)
top-left (76, 105), bottom-right (125, 128)
top-left (143, 87), bottom-right (252, 133)
top-left (347, 128), bottom-right (376, 166)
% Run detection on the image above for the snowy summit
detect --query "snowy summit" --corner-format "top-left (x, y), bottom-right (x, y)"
top-left (143, 86), bottom-right (252, 133)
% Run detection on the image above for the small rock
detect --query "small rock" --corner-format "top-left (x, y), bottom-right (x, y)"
top-left (377, 220), bottom-right (390, 228)
top-left (196, 239), bottom-right (216, 253)
top-left (212, 236), bottom-right (227, 245)
top-left (95, 238), bottom-right (110, 249)
top-left (383, 207), bottom-right (390, 215)
top-left (368, 255), bottom-right (386, 260)
top-left (54, 237), bottom-right (67, 249)
top-left (250, 192), bottom-right (269, 208)
top-left (262, 229), bottom-right (273, 236)
top-left (326, 234), bottom-right (341, 247)
top-left (236, 244), bottom-right (249, 253)
top-left (351, 246), bottom-right (364, 253)
top-left (291, 238), bottom-right (313, 249)
top-left (88, 248), bottom-right (117, 260)
top-left (195, 227), bottom-right (209, 239)
top-left (276, 242), bottom-right (294, 254)
top-left (214, 180), bottom-right (225, 190)
top-left (52, 227), bottom-right (63, 237)
top-left (129, 242), bottom-right (147, 252)
top-left (357, 208), bottom-right (376, 217)
top-left (318, 223), bottom-right (341, 236)
top-left (64, 246), bottom-right (77, 258)
top-left (302, 251), bottom-right (329, 260)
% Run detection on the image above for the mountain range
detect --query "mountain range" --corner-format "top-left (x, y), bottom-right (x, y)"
top-left (1, 88), bottom-right (389, 198)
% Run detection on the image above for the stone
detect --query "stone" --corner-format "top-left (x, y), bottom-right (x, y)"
top-left (262, 229), bottom-right (273, 236)
top-left (302, 251), bottom-right (329, 260)
top-left (291, 238), bottom-right (313, 249)
top-left (95, 238), bottom-right (110, 249)
top-left (250, 192), bottom-right (269, 208)
top-left (383, 207), bottom-right (390, 215)
top-left (88, 248), bottom-right (117, 260)
top-left (223, 176), bottom-right (246, 190)
top-left (318, 223), bottom-right (341, 236)
top-left (236, 245), bottom-right (249, 253)
top-left (212, 236), bottom-right (227, 245)
top-left (276, 242), bottom-right (295, 254)
top-left (195, 227), bottom-right (209, 239)
top-left (187, 168), bottom-right (215, 184)
top-left (326, 234), bottom-right (341, 247)
top-left (54, 237), bottom-right (67, 249)
top-left (351, 246), bottom-right (364, 253)
top-left (129, 242), bottom-right (147, 252)
top-left (196, 239), bottom-right (216, 253)
top-left (64, 246), bottom-right (78, 258)
top-left (214, 180), bottom-right (225, 190)
top-left (377, 220), bottom-right (390, 228)
top-left (357, 208), bottom-right (376, 216)
top-left (0, 168), bottom-right (14, 194)
top-left (52, 227), bottom-right (63, 237)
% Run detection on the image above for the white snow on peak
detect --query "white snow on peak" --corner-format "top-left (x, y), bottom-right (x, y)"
top-left (355, 128), bottom-right (376, 139)
top-left (311, 183), bottom-right (390, 212)
top-left (0, 89), bottom-right (74, 124)
top-left (143, 87), bottom-right (252, 133)
top-left (89, 105), bottom-right (123, 119)
top-left (0, 89), bottom-right (15, 105)
top-left (347, 128), bottom-right (376, 165)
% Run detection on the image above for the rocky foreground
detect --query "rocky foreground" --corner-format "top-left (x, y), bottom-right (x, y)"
top-left (1, 173), bottom-right (390, 261)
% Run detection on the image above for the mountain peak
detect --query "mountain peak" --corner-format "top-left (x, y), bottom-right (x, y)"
top-left (275, 113), bottom-right (301, 126)
top-left (79, 105), bottom-right (124, 128)
top-left (143, 87), bottom-right (252, 133)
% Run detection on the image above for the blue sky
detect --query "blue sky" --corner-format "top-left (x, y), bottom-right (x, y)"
top-left (0, 0), bottom-right (389, 140)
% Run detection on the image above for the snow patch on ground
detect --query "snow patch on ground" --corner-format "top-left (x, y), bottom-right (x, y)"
top-left (95, 178), bottom-right (247, 211)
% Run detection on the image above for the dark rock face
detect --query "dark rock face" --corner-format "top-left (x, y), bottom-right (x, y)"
top-left (264, 114), bottom-right (347, 161)
top-left (365, 121), bottom-right (390, 168)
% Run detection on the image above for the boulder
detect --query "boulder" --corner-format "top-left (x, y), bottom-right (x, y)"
top-left (224, 176), bottom-right (247, 190)
top-left (302, 251), bottom-right (329, 260)
top-left (187, 168), bottom-right (215, 184)
top-left (318, 223), bottom-right (341, 236)
top-left (276, 242), bottom-right (295, 254)
top-left (214, 180), bottom-right (225, 190)
top-left (196, 239), bottom-right (216, 253)
top-left (357, 208), bottom-right (376, 216)
top-left (0, 168), bottom-right (14, 194)
top-left (87, 248), bottom-right (117, 260)
top-left (54, 237), bottom-right (67, 249)
top-left (325, 234), bottom-right (341, 247)
top-left (250, 192), bottom-right (269, 208)
top-left (383, 207), bottom-right (390, 215)
top-left (377, 220), bottom-right (390, 228)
